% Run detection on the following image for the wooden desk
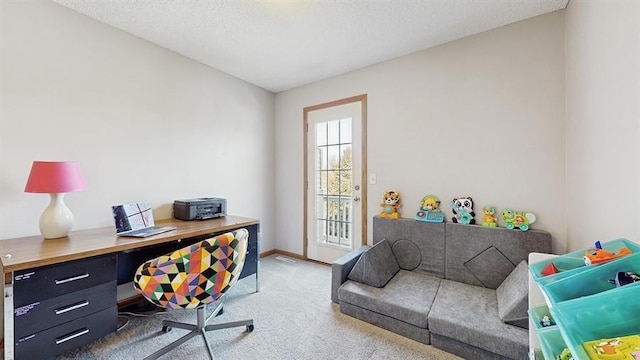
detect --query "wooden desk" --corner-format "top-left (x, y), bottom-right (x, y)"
top-left (1, 215), bottom-right (259, 360)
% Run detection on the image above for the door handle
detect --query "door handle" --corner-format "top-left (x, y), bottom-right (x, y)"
top-left (353, 196), bottom-right (360, 202)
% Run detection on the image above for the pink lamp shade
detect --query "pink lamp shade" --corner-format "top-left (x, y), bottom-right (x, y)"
top-left (25, 161), bottom-right (87, 193)
top-left (24, 161), bottom-right (87, 239)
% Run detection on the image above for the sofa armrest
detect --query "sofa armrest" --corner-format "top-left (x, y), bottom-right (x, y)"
top-left (331, 245), bottom-right (370, 303)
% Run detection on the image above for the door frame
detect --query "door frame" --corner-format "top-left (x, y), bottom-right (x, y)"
top-left (303, 94), bottom-right (368, 260)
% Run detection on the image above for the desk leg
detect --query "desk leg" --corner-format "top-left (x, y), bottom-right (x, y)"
top-left (255, 259), bottom-right (260, 292)
top-left (3, 273), bottom-right (14, 360)
top-left (255, 235), bottom-right (260, 293)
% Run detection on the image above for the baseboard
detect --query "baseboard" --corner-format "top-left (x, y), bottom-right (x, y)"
top-left (261, 249), bottom-right (305, 260)
top-left (261, 249), bottom-right (334, 267)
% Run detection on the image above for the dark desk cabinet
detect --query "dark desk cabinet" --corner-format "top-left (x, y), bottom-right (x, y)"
top-left (117, 223), bottom-right (260, 290)
top-left (13, 254), bottom-right (117, 359)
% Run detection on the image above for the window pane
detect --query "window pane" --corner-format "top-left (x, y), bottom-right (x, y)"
top-left (327, 198), bottom-right (339, 222)
top-left (317, 146), bottom-right (328, 170)
top-left (316, 122), bottom-right (327, 146)
top-left (340, 144), bottom-right (352, 170)
top-left (317, 170), bottom-right (328, 195)
top-left (316, 195), bottom-right (327, 220)
top-left (340, 118), bottom-right (352, 143)
top-left (340, 170), bottom-right (352, 196)
top-left (339, 197), bottom-right (352, 247)
top-left (330, 220), bottom-right (340, 245)
top-left (327, 170), bottom-right (340, 195)
top-left (327, 145), bottom-right (339, 170)
top-left (327, 120), bottom-right (339, 145)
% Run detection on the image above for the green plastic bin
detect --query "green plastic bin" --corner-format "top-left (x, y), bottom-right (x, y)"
top-left (537, 327), bottom-right (570, 360)
top-left (529, 304), bottom-right (556, 331)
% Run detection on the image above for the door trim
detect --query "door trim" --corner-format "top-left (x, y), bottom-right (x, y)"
top-left (303, 94), bottom-right (368, 260)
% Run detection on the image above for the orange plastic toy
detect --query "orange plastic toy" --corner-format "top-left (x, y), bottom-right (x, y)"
top-left (584, 247), bottom-right (632, 265)
top-left (541, 262), bottom-right (559, 276)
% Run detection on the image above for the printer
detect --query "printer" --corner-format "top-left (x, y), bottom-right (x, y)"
top-left (173, 197), bottom-right (226, 220)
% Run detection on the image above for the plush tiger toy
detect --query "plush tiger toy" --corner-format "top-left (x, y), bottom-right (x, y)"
top-left (380, 191), bottom-right (401, 219)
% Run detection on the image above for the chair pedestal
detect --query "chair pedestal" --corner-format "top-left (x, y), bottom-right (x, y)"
top-left (144, 302), bottom-right (254, 360)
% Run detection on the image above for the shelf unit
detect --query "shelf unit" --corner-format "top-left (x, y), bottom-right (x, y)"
top-left (529, 242), bottom-right (640, 360)
top-left (528, 252), bottom-right (557, 360)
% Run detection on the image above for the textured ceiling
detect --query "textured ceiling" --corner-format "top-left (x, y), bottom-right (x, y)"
top-left (52, 0), bottom-right (569, 93)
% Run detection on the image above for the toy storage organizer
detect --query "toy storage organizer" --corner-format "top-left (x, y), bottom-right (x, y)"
top-left (529, 239), bottom-right (640, 360)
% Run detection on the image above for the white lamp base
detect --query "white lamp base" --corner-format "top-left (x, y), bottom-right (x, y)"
top-left (39, 193), bottom-right (74, 239)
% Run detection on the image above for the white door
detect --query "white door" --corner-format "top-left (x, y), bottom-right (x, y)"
top-left (304, 95), bottom-right (367, 263)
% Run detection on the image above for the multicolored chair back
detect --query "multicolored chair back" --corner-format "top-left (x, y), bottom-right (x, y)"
top-left (134, 229), bottom-right (248, 309)
top-left (133, 228), bottom-right (253, 360)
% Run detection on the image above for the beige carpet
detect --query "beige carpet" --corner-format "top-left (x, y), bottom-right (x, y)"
top-left (58, 255), bottom-right (462, 360)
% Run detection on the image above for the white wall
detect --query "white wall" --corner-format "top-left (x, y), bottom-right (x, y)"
top-left (0, 1), bottom-right (276, 252)
top-left (565, 0), bottom-right (640, 251)
top-left (275, 12), bottom-right (567, 254)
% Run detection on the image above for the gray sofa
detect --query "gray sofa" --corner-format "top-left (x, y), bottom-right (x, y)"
top-left (332, 216), bottom-right (552, 359)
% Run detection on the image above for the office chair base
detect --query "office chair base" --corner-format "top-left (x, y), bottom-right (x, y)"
top-left (144, 302), bottom-right (254, 360)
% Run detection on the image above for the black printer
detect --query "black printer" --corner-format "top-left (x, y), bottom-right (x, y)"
top-left (173, 197), bottom-right (226, 220)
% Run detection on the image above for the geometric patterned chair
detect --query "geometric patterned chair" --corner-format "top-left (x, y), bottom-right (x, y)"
top-left (133, 228), bottom-right (254, 360)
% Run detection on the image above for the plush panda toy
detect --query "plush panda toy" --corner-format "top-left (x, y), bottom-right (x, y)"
top-left (451, 197), bottom-right (475, 224)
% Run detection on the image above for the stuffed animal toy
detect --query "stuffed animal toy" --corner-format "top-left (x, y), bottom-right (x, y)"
top-left (482, 205), bottom-right (498, 227)
top-left (415, 195), bottom-right (445, 222)
top-left (420, 195), bottom-right (442, 212)
top-left (451, 197), bottom-right (475, 224)
top-left (380, 191), bottom-right (401, 219)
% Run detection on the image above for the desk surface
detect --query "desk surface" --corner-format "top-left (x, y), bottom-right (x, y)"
top-left (0, 215), bottom-right (259, 273)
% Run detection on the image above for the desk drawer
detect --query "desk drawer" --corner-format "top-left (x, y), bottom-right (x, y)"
top-left (14, 281), bottom-right (116, 338)
top-left (14, 254), bottom-right (116, 305)
top-left (15, 305), bottom-right (117, 360)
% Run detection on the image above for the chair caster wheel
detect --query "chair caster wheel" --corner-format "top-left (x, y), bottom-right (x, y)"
top-left (246, 324), bottom-right (254, 332)
top-left (162, 326), bottom-right (172, 333)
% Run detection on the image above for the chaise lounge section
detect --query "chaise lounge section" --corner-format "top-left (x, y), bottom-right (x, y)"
top-left (332, 216), bottom-right (552, 359)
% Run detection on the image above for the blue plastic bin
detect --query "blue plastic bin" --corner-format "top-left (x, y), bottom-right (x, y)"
top-left (550, 283), bottom-right (640, 359)
top-left (537, 326), bottom-right (569, 360)
top-left (530, 238), bottom-right (640, 286)
top-left (542, 252), bottom-right (640, 305)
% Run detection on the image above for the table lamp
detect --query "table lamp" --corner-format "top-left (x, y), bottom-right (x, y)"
top-left (24, 161), bottom-right (87, 239)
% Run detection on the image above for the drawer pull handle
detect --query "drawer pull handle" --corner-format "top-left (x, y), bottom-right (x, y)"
top-left (55, 300), bottom-right (89, 315)
top-left (55, 328), bottom-right (89, 345)
top-left (55, 273), bottom-right (89, 285)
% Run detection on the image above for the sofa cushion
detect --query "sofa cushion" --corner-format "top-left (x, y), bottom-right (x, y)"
top-left (348, 239), bottom-right (399, 288)
top-left (391, 239), bottom-right (421, 270)
top-left (428, 279), bottom-right (528, 359)
top-left (338, 270), bottom-right (441, 328)
top-left (464, 246), bottom-right (515, 289)
top-left (496, 260), bottom-right (529, 329)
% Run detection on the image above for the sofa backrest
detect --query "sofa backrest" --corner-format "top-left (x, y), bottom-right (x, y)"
top-left (372, 215), bottom-right (552, 289)
top-left (373, 216), bottom-right (445, 278)
top-left (445, 223), bottom-right (552, 289)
